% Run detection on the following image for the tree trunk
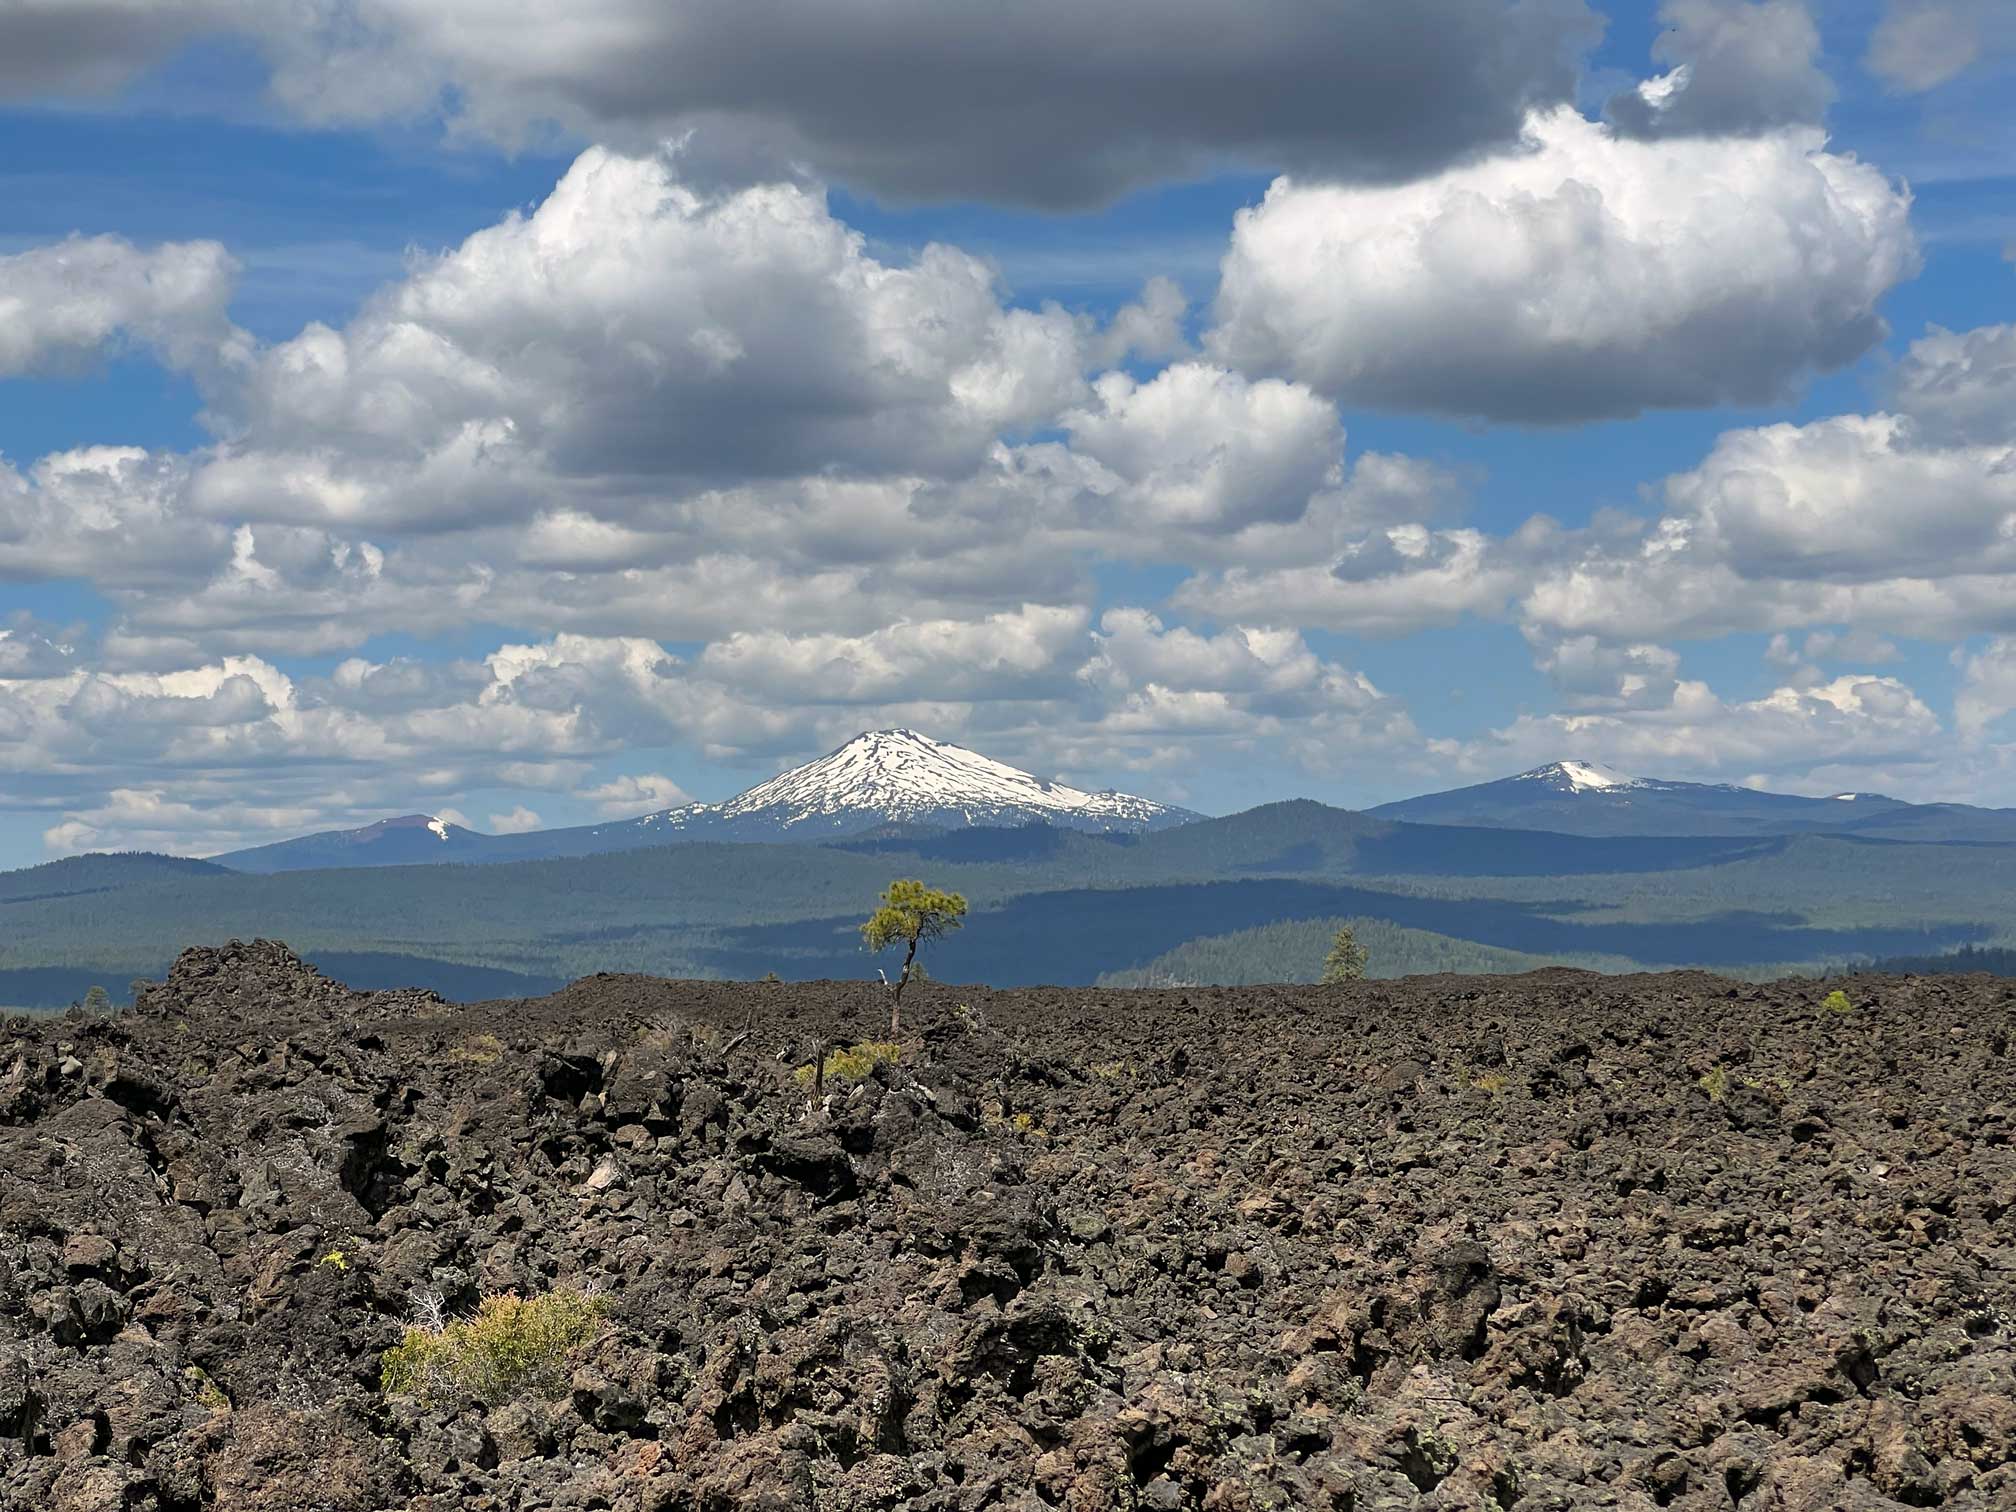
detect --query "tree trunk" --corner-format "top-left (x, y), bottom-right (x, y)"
top-left (892, 935), bottom-right (919, 1037)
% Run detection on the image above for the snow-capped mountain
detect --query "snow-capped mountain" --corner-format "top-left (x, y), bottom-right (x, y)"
top-left (214, 814), bottom-right (498, 873)
top-left (213, 731), bottom-right (1197, 872)
top-left (1369, 761), bottom-right (1924, 838)
top-left (595, 729), bottom-right (1197, 842)
top-left (1515, 760), bottom-right (1648, 794)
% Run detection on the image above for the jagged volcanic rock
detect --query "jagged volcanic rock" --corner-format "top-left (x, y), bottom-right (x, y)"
top-left (2, 946), bottom-right (2013, 1510)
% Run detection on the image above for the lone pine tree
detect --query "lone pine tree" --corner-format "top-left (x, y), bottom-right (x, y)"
top-left (861, 879), bottom-right (967, 1035)
top-left (1322, 924), bottom-right (1369, 983)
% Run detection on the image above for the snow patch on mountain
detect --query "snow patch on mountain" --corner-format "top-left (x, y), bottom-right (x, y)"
top-left (722, 730), bottom-right (1119, 824)
top-left (1517, 761), bottom-right (1646, 794)
top-left (622, 729), bottom-right (1193, 837)
top-left (426, 817), bottom-right (450, 841)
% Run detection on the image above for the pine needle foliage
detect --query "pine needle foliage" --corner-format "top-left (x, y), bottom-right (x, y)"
top-left (1321, 924), bottom-right (1369, 983)
top-left (861, 879), bottom-right (967, 1034)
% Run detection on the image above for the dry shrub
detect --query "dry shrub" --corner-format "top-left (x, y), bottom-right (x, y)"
top-left (793, 1041), bottom-right (902, 1090)
top-left (381, 1289), bottom-right (606, 1407)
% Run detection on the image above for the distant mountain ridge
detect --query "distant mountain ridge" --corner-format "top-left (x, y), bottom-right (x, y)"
top-left (203, 744), bottom-right (2016, 875)
top-left (1369, 760), bottom-right (2016, 840)
top-left (9, 800), bottom-right (2006, 1010)
top-left (212, 729), bottom-right (1197, 873)
top-left (210, 813), bottom-right (497, 872)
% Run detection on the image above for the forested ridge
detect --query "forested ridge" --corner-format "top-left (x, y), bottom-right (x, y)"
top-left (6, 810), bottom-right (2012, 1008)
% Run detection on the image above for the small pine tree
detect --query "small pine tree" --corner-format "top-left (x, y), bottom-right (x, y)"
top-left (1321, 924), bottom-right (1368, 984)
top-left (860, 879), bottom-right (967, 1036)
top-left (81, 985), bottom-right (112, 1013)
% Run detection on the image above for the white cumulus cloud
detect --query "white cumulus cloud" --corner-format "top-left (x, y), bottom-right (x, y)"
top-left (1521, 400), bottom-right (2016, 645)
top-left (1207, 106), bottom-right (1916, 423)
top-left (1474, 673), bottom-right (1942, 783)
top-left (578, 773), bottom-right (693, 818)
top-left (0, 235), bottom-right (245, 378)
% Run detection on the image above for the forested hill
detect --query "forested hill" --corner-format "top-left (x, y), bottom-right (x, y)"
top-left (0, 852), bottom-right (233, 903)
top-left (5, 809), bottom-right (2013, 1008)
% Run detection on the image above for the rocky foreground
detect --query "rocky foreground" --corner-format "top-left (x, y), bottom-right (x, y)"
top-left (3, 942), bottom-right (2014, 1511)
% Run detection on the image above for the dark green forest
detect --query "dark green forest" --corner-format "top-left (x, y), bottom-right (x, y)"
top-left (1095, 916), bottom-right (1640, 986)
top-left (6, 804), bottom-right (2013, 1009)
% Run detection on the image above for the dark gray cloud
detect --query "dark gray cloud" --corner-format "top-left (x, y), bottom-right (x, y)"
top-left (3, 0), bottom-right (1603, 208)
top-left (1606, 0), bottom-right (1835, 138)
top-left (0, 1), bottom-right (246, 97)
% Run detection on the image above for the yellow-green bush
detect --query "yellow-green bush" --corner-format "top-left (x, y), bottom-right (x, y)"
top-left (380, 1289), bottom-right (607, 1407)
top-left (793, 1041), bottom-right (901, 1090)
top-left (1822, 989), bottom-right (1854, 1015)
top-left (983, 1104), bottom-right (1047, 1138)
top-left (183, 1366), bottom-right (229, 1413)
top-left (1698, 1065), bottom-right (1729, 1103)
top-left (452, 1032), bottom-right (505, 1065)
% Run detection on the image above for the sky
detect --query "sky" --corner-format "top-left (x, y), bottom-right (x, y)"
top-left (4, 0), bottom-right (2016, 864)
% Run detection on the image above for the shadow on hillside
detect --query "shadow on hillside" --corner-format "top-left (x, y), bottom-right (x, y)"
top-left (691, 879), bottom-right (1989, 985)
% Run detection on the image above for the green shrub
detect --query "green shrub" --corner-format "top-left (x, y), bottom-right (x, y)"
top-left (1822, 989), bottom-right (1855, 1015)
top-left (1698, 1065), bottom-right (1729, 1102)
top-left (381, 1289), bottom-right (607, 1407)
top-left (793, 1041), bottom-right (902, 1090)
top-left (984, 1105), bottom-right (1046, 1138)
top-left (452, 1032), bottom-right (505, 1065)
top-left (183, 1366), bottom-right (229, 1413)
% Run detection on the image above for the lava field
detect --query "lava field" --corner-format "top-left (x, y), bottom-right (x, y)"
top-left (3, 941), bottom-right (2013, 1510)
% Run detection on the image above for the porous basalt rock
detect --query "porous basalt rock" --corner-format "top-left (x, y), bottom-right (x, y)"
top-left (1, 946), bottom-right (2011, 1509)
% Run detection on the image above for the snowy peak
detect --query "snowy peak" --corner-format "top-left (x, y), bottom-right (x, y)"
top-left (724, 729), bottom-right (1097, 823)
top-left (724, 729), bottom-right (1191, 832)
top-left (629, 729), bottom-right (1196, 838)
top-left (1518, 761), bottom-right (1645, 795)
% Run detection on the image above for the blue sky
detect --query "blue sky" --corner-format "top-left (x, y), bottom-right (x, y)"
top-left (4, 0), bottom-right (2016, 865)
